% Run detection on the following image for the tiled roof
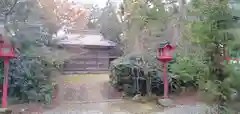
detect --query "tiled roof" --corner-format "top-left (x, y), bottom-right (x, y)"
top-left (58, 33), bottom-right (116, 47)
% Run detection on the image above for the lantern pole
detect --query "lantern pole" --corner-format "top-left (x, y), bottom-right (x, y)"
top-left (163, 61), bottom-right (168, 98)
top-left (2, 58), bottom-right (9, 108)
top-left (157, 42), bottom-right (174, 107)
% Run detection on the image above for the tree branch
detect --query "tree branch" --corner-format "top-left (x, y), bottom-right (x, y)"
top-left (4, 0), bottom-right (18, 37)
top-left (5, 0), bottom-right (18, 15)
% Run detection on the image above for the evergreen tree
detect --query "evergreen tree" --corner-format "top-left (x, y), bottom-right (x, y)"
top-left (98, 0), bottom-right (122, 43)
top-left (171, 0), bottom-right (240, 109)
top-left (0, 0), bottom-right (80, 103)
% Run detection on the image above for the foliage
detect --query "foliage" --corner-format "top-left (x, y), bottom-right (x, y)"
top-left (171, 52), bottom-right (208, 89)
top-left (34, 0), bottom-right (88, 35)
top-left (87, 4), bottom-right (102, 29)
top-left (109, 53), bottom-right (176, 96)
top-left (113, 0), bottom-right (183, 96)
top-left (98, 0), bottom-right (122, 43)
top-left (0, 0), bottom-right (71, 104)
top-left (171, 0), bottom-right (240, 109)
top-left (0, 57), bottom-right (53, 103)
top-left (120, 0), bottom-right (171, 54)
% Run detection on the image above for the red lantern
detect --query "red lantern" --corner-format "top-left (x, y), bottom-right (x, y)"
top-left (156, 42), bottom-right (175, 100)
top-left (0, 34), bottom-right (16, 108)
top-left (0, 43), bottom-right (16, 59)
top-left (157, 43), bottom-right (175, 62)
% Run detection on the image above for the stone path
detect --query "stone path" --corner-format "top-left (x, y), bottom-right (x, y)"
top-left (10, 73), bottom-right (212, 114)
top-left (43, 74), bottom-right (164, 114)
top-left (62, 74), bottom-right (122, 103)
top-left (160, 103), bottom-right (212, 114)
top-left (43, 102), bottom-right (211, 114)
top-left (43, 100), bottom-right (164, 114)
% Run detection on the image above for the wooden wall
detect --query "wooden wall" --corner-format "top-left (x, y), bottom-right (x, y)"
top-left (62, 45), bottom-right (113, 73)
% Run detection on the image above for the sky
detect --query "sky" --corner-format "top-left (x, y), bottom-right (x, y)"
top-left (74, 0), bottom-right (109, 8)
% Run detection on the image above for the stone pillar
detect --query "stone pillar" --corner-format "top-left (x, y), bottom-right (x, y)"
top-left (0, 108), bottom-right (12, 114)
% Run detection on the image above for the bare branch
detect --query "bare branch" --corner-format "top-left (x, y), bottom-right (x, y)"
top-left (5, 0), bottom-right (18, 15)
top-left (4, 0), bottom-right (18, 38)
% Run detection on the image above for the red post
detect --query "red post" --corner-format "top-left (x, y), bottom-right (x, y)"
top-left (2, 59), bottom-right (9, 108)
top-left (163, 62), bottom-right (168, 98)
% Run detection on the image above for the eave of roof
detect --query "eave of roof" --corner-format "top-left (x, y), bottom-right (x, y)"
top-left (57, 34), bottom-right (116, 47)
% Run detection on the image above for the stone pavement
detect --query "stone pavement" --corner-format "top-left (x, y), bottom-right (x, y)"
top-left (8, 74), bottom-right (210, 114)
top-left (9, 74), bottom-right (213, 114)
top-left (43, 74), bottom-right (164, 113)
top-left (61, 74), bottom-right (122, 103)
top-left (43, 102), bottom-right (211, 114)
top-left (160, 103), bottom-right (212, 114)
top-left (41, 74), bottom-right (213, 114)
top-left (43, 100), bottom-right (164, 114)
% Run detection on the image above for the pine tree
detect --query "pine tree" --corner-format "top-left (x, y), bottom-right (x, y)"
top-left (173, 0), bottom-right (240, 106)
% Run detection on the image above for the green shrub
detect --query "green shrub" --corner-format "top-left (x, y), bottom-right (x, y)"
top-left (170, 53), bottom-right (209, 89)
top-left (0, 53), bottom-right (59, 104)
top-left (170, 51), bottom-right (240, 108)
top-left (0, 0), bottom-right (67, 104)
top-left (109, 54), bottom-right (176, 96)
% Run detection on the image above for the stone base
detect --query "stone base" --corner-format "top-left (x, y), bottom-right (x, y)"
top-left (132, 94), bottom-right (142, 101)
top-left (157, 98), bottom-right (174, 107)
top-left (0, 108), bottom-right (12, 114)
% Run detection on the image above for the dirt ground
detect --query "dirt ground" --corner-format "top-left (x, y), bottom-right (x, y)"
top-left (9, 73), bottom-right (205, 114)
top-left (62, 74), bottom-right (122, 103)
top-left (44, 73), bottom-right (164, 113)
